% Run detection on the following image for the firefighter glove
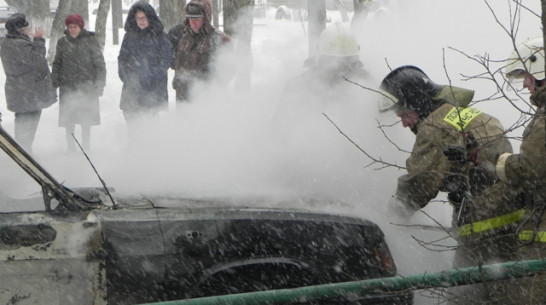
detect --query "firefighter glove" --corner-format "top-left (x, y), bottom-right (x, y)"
top-left (444, 145), bottom-right (467, 164)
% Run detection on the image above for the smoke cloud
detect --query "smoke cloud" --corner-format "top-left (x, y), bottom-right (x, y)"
top-left (0, 1), bottom-right (542, 303)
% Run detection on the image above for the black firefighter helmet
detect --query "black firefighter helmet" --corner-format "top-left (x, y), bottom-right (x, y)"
top-left (378, 65), bottom-right (444, 119)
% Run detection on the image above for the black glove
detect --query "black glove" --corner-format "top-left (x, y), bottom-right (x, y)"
top-left (531, 85), bottom-right (546, 105)
top-left (443, 145), bottom-right (467, 164)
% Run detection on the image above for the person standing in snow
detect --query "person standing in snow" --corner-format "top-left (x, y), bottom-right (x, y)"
top-left (118, 2), bottom-right (171, 137)
top-left (167, 0), bottom-right (232, 104)
top-left (52, 14), bottom-right (106, 152)
top-left (0, 13), bottom-right (56, 153)
top-left (379, 65), bottom-right (523, 304)
top-left (498, 36), bottom-right (546, 304)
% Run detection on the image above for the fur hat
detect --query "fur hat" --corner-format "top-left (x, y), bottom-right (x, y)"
top-left (65, 14), bottom-right (84, 29)
top-left (5, 13), bottom-right (29, 33)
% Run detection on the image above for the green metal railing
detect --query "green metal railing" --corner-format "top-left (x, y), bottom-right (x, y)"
top-left (137, 259), bottom-right (546, 305)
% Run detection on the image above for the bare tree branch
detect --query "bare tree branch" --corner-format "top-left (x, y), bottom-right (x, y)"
top-left (323, 113), bottom-right (406, 170)
top-left (376, 119), bottom-right (411, 154)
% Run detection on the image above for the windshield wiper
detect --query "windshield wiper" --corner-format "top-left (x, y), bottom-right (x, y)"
top-left (0, 123), bottom-right (97, 212)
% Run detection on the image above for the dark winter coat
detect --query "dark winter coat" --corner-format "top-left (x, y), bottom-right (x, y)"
top-left (118, 2), bottom-right (171, 111)
top-left (0, 31), bottom-right (56, 113)
top-left (52, 29), bottom-right (105, 91)
top-left (168, 0), bottom-right (232, 101)
top-left (52, 29), bottom-right (106, 127)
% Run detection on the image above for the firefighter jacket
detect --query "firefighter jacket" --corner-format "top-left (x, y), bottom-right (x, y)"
top-left (395, 86), bottom-right (519, 232)
top-left (486, 81), bottom-right (546, 305)
top-left (498, 86), bottom-right (546, 241)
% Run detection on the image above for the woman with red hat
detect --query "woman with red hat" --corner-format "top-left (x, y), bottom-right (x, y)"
top-left (51, 13), bottom-right (106, 152)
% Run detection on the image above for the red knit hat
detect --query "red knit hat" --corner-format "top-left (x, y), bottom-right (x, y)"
top-left (65, 14), bottom-right (84, 29)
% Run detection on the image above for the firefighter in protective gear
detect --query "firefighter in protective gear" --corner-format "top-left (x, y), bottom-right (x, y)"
top-left (497, 37), bottom-right (546, 304)
top-left (380, 66), bottom-right (523, 304)
top-left (317, 24), bottom-right (359, 57)
top-left (273, 23), bottom-right (369, 132)
top-left (270, 23), bottom-right (371, 192)
top-left (303, 22), bottom-right (366, 81)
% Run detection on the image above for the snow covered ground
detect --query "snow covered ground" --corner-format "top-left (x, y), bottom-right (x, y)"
top-left (0, 1), bottom-right (542, 303)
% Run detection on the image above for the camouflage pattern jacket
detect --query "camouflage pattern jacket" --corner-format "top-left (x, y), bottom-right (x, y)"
top-left (168, 0), bottom-right (232, 101)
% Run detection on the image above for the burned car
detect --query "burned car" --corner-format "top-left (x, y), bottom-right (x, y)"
top-left (0, 126), bottom-right (413, 304)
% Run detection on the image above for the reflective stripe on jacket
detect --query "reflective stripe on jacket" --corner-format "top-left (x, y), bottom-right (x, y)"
top-left (519, 230), bottom-right (546, 242)
top-left (458, 209), bottom-right (525, 236)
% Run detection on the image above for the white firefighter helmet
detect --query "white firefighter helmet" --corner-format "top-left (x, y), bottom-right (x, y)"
top-left (505, 36), bottom-right (545, 82)
top-left (317, 23), bottom-right (359, 57)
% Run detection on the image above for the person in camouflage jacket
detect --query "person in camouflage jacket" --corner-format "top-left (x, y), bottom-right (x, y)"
top-left (167, 0), bottom-right (232, 104)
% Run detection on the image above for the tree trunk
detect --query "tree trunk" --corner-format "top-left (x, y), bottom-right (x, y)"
top-left (70, 0), bottom-right (90, 22)
top-left (211, 0), bottom-right (219, 28)
top-left (95, 0), bottom-right (111, 49)
top-left (159, 0), bottom-right (184, 32)
top-left (47, 0), bottom-right (73, 63)
top-left (5, 0), bottom-right (28, 15)
top-left (223, 0), bottom-right (254, 91)
top-left (542, 0), bottom-right (546, 76)
top-left (112, 0), bottom-right (122, 44)
top-left (351, 0), bottom-right (371, 29)
top-left (308, 0), bottom-right (326, 57)
top-left (29, 0), bottom-right (49, 33)
top-left (334, 0), bottom-right (349, 22)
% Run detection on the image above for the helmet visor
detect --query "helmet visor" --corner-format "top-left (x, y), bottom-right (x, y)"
top-left (377, 89), bottom-right (399, 112)
top-left (506, 68), bottom-right (525, 83)
top-left (504, 68), bottom-right (526, 92)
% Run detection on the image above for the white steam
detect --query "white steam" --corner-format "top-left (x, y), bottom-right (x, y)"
top-left (0, 1), bottom-right (542, 303)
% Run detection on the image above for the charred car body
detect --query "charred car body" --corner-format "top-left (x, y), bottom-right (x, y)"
top-left (0, 125), bottom-right (413, 304)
